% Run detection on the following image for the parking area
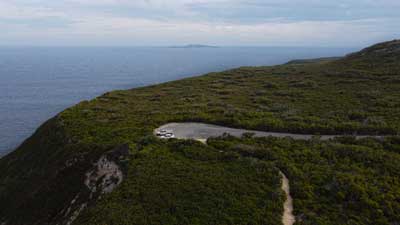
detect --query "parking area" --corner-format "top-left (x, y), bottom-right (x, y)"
top-left (154, 122), bottom-right (385, 142)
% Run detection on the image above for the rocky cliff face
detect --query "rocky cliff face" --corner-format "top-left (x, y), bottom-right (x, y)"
top-left (85, 155), bottom-right (124, 195)
top-left (60, 144), bottom-right (129, 225)
top-left (0, 116), bottom-right (129, 225)
top-left (0, 40), bottom-right (399, 225)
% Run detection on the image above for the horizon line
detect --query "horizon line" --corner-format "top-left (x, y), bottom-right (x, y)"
top-left (0, 44), bottom-right (362, 49)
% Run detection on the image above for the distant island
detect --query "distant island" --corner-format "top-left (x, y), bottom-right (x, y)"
top-left (168, 44), bottom-right (219, 48)
top-left (1, 40), bottom-right (400, 225)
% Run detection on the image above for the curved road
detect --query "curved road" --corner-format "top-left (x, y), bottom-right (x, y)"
top-left (154, 122), bottom-right (391, 225)
top-left (155, 122), bottom-right (385, 141)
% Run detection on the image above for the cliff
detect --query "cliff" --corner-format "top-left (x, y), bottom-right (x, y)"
top-left (0, 40), bottom-right (399, 225)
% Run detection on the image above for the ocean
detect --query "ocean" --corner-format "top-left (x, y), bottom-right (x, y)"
top-left (0, 46), bottom-right (357, 157)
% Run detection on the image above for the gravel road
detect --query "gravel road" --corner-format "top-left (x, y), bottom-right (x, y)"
top-left (155, 122), bottom-right (384, 141)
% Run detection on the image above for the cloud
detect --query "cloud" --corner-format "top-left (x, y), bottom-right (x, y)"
top-left (0, 2), bottom-right (66, 20)
top-left (0, 0), bottom-right (398, 46)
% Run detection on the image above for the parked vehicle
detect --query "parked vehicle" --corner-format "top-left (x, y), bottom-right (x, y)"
top-left (156, 129), bottom-right (175, 138)
top-left (164, 133), bottom-right (175, 138)
top-left (156, 129), bottom-right (172, 136)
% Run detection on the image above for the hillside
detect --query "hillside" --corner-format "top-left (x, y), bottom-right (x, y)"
top-left (0, 40), bottom-right (400, 225)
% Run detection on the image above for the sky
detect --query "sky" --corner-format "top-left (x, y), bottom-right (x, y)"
top-left (0, 0), bottom-right (399, 47)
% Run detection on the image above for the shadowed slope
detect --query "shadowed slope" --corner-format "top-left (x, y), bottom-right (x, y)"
top-left (0, 40), bottom-right (399, 225)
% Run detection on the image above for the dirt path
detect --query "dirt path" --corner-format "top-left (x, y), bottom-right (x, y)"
top-left (280, 172), bottom-right (295, 225)
top-left (155, 123), bottom-right (300, 224)
top-left (154, 122), bottom-right (388, 225)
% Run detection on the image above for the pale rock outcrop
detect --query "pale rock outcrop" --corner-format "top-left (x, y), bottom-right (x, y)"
top-left (60, 144), bottom-right (129, 225)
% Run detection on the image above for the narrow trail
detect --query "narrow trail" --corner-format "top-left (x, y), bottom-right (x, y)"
top-left (280, 172), bottom-right (295, 225)
top-left (154, 122), bottom-right (392, 224)
top-left (155, 123), bottom-right (303, 225)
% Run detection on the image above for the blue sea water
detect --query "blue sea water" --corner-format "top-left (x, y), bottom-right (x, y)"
top-left (0, 46), bottom-right (357, 157)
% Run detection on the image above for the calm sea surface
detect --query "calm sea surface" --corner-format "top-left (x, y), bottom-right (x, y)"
top-left (0, 46), bottom-right (357, 157)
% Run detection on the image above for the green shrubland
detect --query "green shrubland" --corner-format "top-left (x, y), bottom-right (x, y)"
top-left (0, 40), bottom-right (399, 225)
top-left (208, 135), bottom-right (400, 225)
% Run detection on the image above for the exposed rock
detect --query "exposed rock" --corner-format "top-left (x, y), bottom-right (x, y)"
top-left (59, 144), bottom-right (129, 225)
top-left (65, 203), bottom-right (87, 225)
top-left (85, 144), bottom-right (129, 195)
top-left (84, 154), bottom-right (123, 194)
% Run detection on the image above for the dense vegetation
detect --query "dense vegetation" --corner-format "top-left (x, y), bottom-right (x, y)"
top-left (75, 138), bottom-right (284, 225)
top-left (208, 135), bottom-right (400, 225)
top-left (0, 40), bottom-right (399, 225)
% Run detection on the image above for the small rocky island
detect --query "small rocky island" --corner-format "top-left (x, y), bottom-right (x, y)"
top-left (168, 44), bottom-right (219, 48)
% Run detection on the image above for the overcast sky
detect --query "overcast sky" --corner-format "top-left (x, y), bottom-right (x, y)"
top-left (0, 0), bottom-right (399, 46)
